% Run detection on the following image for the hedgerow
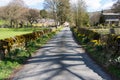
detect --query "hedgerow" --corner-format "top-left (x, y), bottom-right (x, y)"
top-left (0, 28), bottom-right (52, 59)
top-left (71, 27), bottom-right (120, 79)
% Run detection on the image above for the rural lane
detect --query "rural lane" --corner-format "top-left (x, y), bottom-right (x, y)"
top-left (13, 27), bottom-right (111, 80)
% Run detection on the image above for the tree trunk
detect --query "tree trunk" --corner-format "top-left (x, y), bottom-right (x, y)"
top-left (10, 20), bottom-right (13, 28)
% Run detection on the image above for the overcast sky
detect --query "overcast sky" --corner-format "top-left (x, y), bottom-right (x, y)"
top-left (0, 0), bottom-right (116, 12)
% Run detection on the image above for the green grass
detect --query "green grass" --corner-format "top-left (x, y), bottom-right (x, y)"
top-left (0, 60), bottom-right (20, 80)
top-left (0, 28), bottom-right (45, 39)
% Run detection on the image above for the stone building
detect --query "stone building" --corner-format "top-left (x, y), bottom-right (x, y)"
top-left (102, 13), bottom-right (120, 26)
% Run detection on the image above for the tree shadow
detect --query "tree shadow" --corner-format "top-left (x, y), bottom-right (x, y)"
top-left (13, 28), bottom-right (111, 80)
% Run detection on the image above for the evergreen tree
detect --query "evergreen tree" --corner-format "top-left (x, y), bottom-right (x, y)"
top-left (99, 11), bottom-right (105, 25)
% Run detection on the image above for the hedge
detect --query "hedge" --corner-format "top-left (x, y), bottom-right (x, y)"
top-left (71, 27), bottom-right (120, 67)
top-left (0, 29), bottom-right (52, 60)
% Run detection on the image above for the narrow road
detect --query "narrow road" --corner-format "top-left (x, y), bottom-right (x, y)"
top-left (13, 27), bottom-right (111, 80)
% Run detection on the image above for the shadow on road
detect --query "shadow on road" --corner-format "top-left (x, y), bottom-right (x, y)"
top-left (13, 28), bottom-right (111, 80)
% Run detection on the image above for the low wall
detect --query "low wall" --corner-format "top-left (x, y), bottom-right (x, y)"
top-left (0, 29), bottom-right (52, 60)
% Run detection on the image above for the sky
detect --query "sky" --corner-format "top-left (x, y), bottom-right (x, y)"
top-left (0, 0), bottom-right (117, 12)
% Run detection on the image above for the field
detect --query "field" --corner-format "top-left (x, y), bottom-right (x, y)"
top-left (0, 28), bottom-right (43, 39)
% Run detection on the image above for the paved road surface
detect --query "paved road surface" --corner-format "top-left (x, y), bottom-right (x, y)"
top-left (13, 27), bottom-right (111, 80)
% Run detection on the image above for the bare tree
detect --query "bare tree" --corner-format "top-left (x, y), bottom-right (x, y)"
top-left (44, 0), bottom-right (71, 26)
top-left (0, 7), bottom-right (6, 19)
top-left (25, 9), bottom-right (40, 26)
top-left (2, 0), bottom-right (27, 28)
top-left (89, 12), bottom-right (101, 26)
top-left (0, 0), bottom-right (40, 28)
top-left (112, 0), bottom-right (120, 12)
top-left (44, 0), bottom-right (59, 26)
top-left (57, 0), bottom-right (71, 25)
top-left (71, 0), bottom-right (89, 27)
